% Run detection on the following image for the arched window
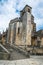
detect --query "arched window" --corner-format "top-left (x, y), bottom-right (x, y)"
top-left (28, 9), bottom-right (30, 13)
top-left (18, 27), bottom-right (20, 34)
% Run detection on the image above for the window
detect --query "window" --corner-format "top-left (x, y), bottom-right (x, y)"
top-left (28, 9), bottom-right (30, 13)
top-left (18, 27), bottom-right (20, 34)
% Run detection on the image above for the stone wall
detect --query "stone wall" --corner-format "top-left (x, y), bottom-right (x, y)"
top-left (0, 52), bottom-right (10, 60)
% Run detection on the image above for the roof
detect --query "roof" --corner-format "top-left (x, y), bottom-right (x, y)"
top-left (36, 30), bottom-right (43, 37)
top-left (24, 5), bottom-right (32, 9)
top-left (10, 17), bottom-right (20, 24)
top-left (20, 5), bottom-right (32, 12)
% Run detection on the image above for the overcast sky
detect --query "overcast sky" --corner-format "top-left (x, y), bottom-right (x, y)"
top-left (0, 0), bottom-right (43, 32)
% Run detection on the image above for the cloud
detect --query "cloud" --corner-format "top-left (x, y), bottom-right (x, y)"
top-left (0, 0), bottom-right (19, 32)
top-left (35, 18), bottom-right (43, 31)
top-left (0, 0), bottom-right (43, 32)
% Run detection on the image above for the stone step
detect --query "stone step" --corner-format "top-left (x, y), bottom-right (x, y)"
top-left (11, 44), bottom-right (30, 57)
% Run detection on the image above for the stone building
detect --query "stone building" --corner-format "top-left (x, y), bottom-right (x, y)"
top-left (0, 5), bottom-right (43, 56)
top-left (36, 30), bottom-right (43, 47)
top-left (7, 5), bottom-right (36, 47)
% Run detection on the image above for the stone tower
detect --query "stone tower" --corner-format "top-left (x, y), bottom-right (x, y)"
top-left (20, 5), bottom-right (32, 46)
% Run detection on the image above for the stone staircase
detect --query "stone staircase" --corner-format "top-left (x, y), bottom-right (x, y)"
top-left (10, 44), bottom-right (30, 60)
top-left (3, 43), bottom-right (14, 52)
top-left (0, 43), bottom-right (30, 60)
top-left (10, 44), bottom-right (30, 57)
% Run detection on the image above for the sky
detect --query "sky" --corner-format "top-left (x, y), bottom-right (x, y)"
top-left (0, 0), bottom-right (43, 32)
